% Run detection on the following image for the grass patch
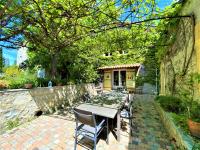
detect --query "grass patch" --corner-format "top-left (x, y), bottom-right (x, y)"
top-left (5, 116), bottom-right (36, 131)
top-left (6, 118), bottom-right (20, 130)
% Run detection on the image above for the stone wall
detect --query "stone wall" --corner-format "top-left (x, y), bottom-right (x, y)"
top-left (0, 84), bottom-right (96, 134)
top-left (29, 84), bottom-right (97, 113)
top-left (0, 89), bottom-right (38, 134)
top-left (160, 0), bottom-right (200, 101)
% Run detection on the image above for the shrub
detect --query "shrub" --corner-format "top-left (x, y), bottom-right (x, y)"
top-left (3, 66), bottom-right (20, 78)
top-left (8, 71), bottom-right (38, 89)
top-left (155, 95), bottom-right (186, 113)
top-left (189, 101), bottom-right (200, 123)
top-left (37, 78), bottom-right (51, 87)
top-left (192, 142), bottom-right (200, 150)
top-left (2, 66), bottom-right (38, 89)
top-left (22, 70), bottom-right (38, 86)
top-left (8, 78), bottom-right (25, 89)
top-left (170, 113), bottom-right (189, 133)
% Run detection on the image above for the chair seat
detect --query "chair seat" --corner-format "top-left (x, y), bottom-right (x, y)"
top-left (74, 108), bottom-right (108, 150)
top-left (120, 109), bottom-right (130, 118)
top-left (77, 119), bottom-right (105, 139)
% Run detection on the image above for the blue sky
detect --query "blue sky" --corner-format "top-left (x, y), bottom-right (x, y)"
top-left (2, 0), bottom-right (173, 65)
top-left (3, 48), bottom-right (17, 65)
top-left (157, 0), bottom-right (174, 9)
top-left (120, 0), bottom-right (173, 21)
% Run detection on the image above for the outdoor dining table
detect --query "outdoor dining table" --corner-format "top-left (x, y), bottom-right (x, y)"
top-left (76, 91), bottom-right (128, 142)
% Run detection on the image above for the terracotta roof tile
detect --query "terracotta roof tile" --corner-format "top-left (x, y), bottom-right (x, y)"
top-left (98, 63), bottom-right (141, 70)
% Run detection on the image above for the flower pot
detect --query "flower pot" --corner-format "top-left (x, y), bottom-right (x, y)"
top-left (188, 119), bottom-right (200, 138)
top-left (24, 83), bottom-right (33, 89)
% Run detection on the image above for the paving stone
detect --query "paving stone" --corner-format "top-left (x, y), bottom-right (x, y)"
top-left (129, 99), bottom-right (176, 149)
top-left (0, 97), bottom-right (176, 150)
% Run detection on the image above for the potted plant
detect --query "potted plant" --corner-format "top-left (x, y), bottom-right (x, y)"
top-left (182, 73), bottom-right (200, 138)
top-left (24, 79), bottom-right (34, 89)
top-left (187, 101), bottom-right (200, 138)
top-left (24, 83), bottom-right (33, 89)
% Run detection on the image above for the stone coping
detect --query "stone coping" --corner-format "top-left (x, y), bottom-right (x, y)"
top-left (154, 102), bottom-right (194, 150)
top-left (0, 86), bottom-right (67, 93)
top-left (0, 84), bottom-right (90, 93)
top-left (0, 88), bottom-right (30, 93)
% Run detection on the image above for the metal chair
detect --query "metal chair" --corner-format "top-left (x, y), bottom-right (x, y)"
top-left (120, 93), bottom-right (134, 134)
top-left (120, 93), bottom-right (133, 118)
top-left (82, 92), bottom-right (91, 102)
top-left (73, 108), bottom-right (107, 150)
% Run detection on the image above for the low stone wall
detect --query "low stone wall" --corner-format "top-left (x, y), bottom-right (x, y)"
top-left (0, 84), bottom-right (96, 134)
top-left (29, 84), bottom-right (97, 113)
top-left (154, 102), bottom-right (194, 150)
top-left (0, 89), bottom-right (38, 134)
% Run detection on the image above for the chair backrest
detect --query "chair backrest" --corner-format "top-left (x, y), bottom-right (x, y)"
top-left (74, 108), bottom-right (96, 127)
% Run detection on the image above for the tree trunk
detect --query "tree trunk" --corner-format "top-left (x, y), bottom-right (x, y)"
top-left (51, 53), bottom-right (57, 79)
top-left (169, 58), bottom-right (176, 96)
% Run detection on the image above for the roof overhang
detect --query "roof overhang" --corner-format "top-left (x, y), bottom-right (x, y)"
top-left (98, 63), bottom-right (141, 70)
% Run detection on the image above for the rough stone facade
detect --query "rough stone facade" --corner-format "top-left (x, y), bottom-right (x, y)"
top-left (160, 0), bottom-right (200, 101)
top-left (0, 84), bottom-right (96, 134)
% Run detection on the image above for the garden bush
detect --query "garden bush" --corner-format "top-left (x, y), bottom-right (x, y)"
top-left (3, 66), bottom-right (21, 77)
top-left (8, 71), bottom-right (38, 89)
top-left (8, 78), bottom-right (25, 89)
top-left (189, 101), bottom-right (200, 123)
top-left (155, 95), bottom-right (186, 113)
top-left (1, 66), bottom-right (38, 89)
top-left (37, 78), bottom-right (59, 87)
top-left (170, 113), bottom-right (189, 132)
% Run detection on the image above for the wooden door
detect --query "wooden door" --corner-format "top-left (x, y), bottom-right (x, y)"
top-left (103, 71), bottom-right (112, 90)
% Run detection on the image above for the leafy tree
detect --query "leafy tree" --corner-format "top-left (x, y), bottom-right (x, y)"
top-left (0, 0), bottom-right (26, 48)
top-left (0, 0), bottom-right (184, 84)
top-left (21, 0), bottom-right (120, 79)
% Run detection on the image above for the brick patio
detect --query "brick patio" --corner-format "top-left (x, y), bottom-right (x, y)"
top-left (0, 99), bottom-right (176, 150)
top-left (0, 113), bottom-right (131, 150)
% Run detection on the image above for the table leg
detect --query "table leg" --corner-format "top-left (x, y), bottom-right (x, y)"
top-left (106, 117), bottom-right (109, 144)
top-left (117, 110), bottom-right (120, 141)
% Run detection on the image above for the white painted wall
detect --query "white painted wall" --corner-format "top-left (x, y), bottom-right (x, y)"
top-left (17, 47), bottom-right (28, 65)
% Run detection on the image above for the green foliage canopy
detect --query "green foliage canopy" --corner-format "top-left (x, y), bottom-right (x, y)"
top-left (0, 0), bottom-right (184, 83)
